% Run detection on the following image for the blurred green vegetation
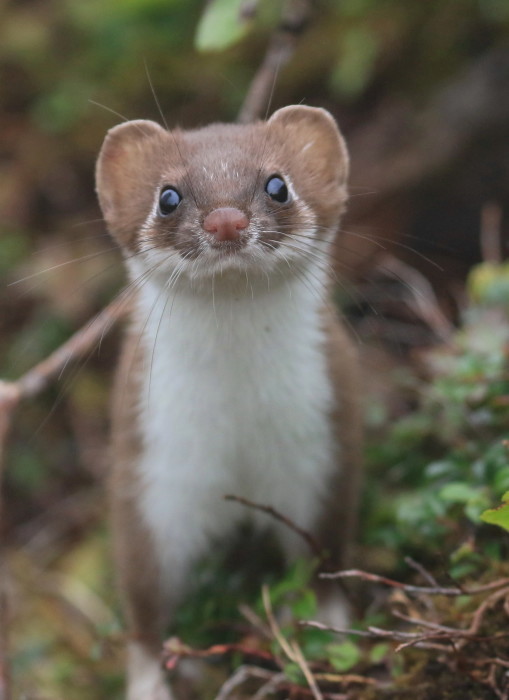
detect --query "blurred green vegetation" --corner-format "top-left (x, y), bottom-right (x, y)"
top-left (364, 299), bottom-right (509, 576)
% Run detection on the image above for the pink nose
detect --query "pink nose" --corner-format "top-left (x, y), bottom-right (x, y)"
top-left (203, 207), bottom-right (249, 242)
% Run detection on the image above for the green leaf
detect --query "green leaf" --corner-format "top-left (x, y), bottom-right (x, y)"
top-left (300, 628), bottom-right (334, 660)
top-left (468, 261), bottom-right (509, 308)
top-left (195, 0), bottom-right (251, 52)
top-left (284, 662), bottom-right (304, 685)
top-left (331, 26), bottom-right (378, 99)
top-left (326, 640), bottom-right (361, 672)
top-left (265, 558), bottom-right (316, 609)
top-left (0, 229), bottom-right (29, 280)
top-left (369, 642), bottom-right (389, 664)
top-left (439, 482), bottom-right (481, 503)
top-left (291, 589), bottom-right (317, 619)
top-left (480, 491), bottom-right (509, 532)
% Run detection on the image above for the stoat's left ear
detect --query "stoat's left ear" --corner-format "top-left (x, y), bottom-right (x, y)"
top-left (96, 119), bottom-right (167, 248)
top-left (267, 105), bottom-right (349, 186)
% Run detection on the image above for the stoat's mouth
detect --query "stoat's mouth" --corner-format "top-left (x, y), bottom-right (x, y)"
top-left (185, 239), bottom-right (278, 278)
top-left (207, 240), bottom-right (245, 254)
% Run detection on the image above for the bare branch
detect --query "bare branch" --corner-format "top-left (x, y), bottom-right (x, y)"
top-left (237, 0), bottom-right (315, 124)
top-left (403, 556), bottom-right (439, 588)
top-left (374, 254), bottom-right (454, 341)
top-left (480, 201), bottom-right (503, 264)
top-left (224, 494), bottom-right (325, 559)
top-left (261, 584), bottom-right (295, 664)
top-left (251, 672), bottom-right (289, 700)
top-left (321, 568), bottom-right (509, 597)
top-left (290, 640), bottom-right (323, 700)
top-left (163, 636), bottom-right (276, 672)
top-left (215, 666), bottom-right (280, 700)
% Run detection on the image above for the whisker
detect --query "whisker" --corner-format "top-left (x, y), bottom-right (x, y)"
top-left (144, 59), bottom-right (169, 131)
top-left (70, 219), bottom-right (107, 229)
top-left (89, 99), bottom-right (133, 124)
top-left (30, 267), bottom-right (156, 438)
top-left (9, 247), bottom-right (122, 286)
top-left (339, 228), bottom-right (444, 270)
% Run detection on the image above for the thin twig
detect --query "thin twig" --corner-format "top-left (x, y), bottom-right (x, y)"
top-left (238, 603), bottom-right (273, 640)
top-left (391, 609), bottom-right (459, 634)
top-left (237, 0), bottom-right (315, 123)
top-left (300, 620), bottom-right (452, 652)
top-left (261, 584), bottom-right (295, 663)
top-left (480, 201), bottom-right (503, 263)
top-left (299, 620), bottom-right (375, 638)
top-left (224, 494), bottom-right (325, 559)
top-left (215, 665), bottom-right (277, 700)
top-left (321, 569), bottom-right (509, 597)
top-left (20, 296), bottom-right (127, 401)
top-left (313, 671), bottom-right (375, 687)
top-left (458, 585), bottom-right (509, 650)
top-left (163, 636), bottom-right (275, 672)
top-left (403, 556), bottom-right (439, 587)
top-left (252, 673), bottom-right (288, 700)
top-left (473, 657), bottom-right (509, 670)
top-left (375, 254), bottom-right (454, 341)
top-left (290, 639), bottom-right (323, 700)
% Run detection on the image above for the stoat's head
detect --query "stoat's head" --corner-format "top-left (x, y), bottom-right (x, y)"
top-left (96, 105), bottom-right (348, 283)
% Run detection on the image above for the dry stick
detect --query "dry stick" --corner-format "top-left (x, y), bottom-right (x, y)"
top-left (163, 636), bottom-right (276, 671)
top-left (320, 568), bottom-right (509, 597)
top-left (261, 585), bottom-right (295, 664)
top-left (403, 556), bottom-right (439, 588)
top-left (374, 253), bottom-right (454, 341)
top-left (261, 585), bottom-right (324, 700)
top-left (215, 665), bottom-right (280, 700)
top-left (251, 673), bottom-right (289, 700)
top-left (290, 639), bottom-right (324, 700)
top-left (237, 0), bottom-right (315, 124)
top-left (300, 620), bottom-right (451, 653)
top-left (224, 494), bottom-right (324, 559)
top-left (460, 586), bottom-right (509, 648)
top-left (301, 620), bottom-right (484, 654)
top-left (238, 603), bottom-right (273, 640)
top-left (480, 201), bottom-right (503, 264)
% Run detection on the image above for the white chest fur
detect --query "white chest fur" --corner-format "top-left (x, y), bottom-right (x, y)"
top-left (129, 265), bottom-right (338, 593)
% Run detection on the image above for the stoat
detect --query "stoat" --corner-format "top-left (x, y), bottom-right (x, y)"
top-left (96, 105), bottom-right (362, 700)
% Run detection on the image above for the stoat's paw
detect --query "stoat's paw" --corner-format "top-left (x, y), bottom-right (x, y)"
top-left (126, 642), bottom-right (173, 700)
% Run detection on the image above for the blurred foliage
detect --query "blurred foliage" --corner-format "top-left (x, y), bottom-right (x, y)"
top-left (364, 271), bottom-right (509, 577)
top-left (195, 0), bottom-right (253, 51)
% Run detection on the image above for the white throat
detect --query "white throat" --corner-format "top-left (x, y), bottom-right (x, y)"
top-left (127, 259), bottom-right (337, 592)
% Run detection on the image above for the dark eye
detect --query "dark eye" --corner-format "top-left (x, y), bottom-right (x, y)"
top-left (158, 187), bottom-right (182, 215)
top-left (265, 175), bottom-right (289, 203)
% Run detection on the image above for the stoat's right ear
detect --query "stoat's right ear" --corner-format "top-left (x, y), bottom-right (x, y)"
top-left (96, 120), bottom-right (166, 246)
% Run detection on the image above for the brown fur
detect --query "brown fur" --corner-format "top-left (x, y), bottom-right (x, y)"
top-left (321, 306), bottom-right (363, 569)
top-left (109, 322), bottom-right (164, 652)
top-left (97, 105), bottom-right (362, 697)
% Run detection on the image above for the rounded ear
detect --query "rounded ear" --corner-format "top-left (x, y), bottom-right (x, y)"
top-left (96, 120), bottom-right (167, 245)
top-left (267, 106), bottom-right (349, 185)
